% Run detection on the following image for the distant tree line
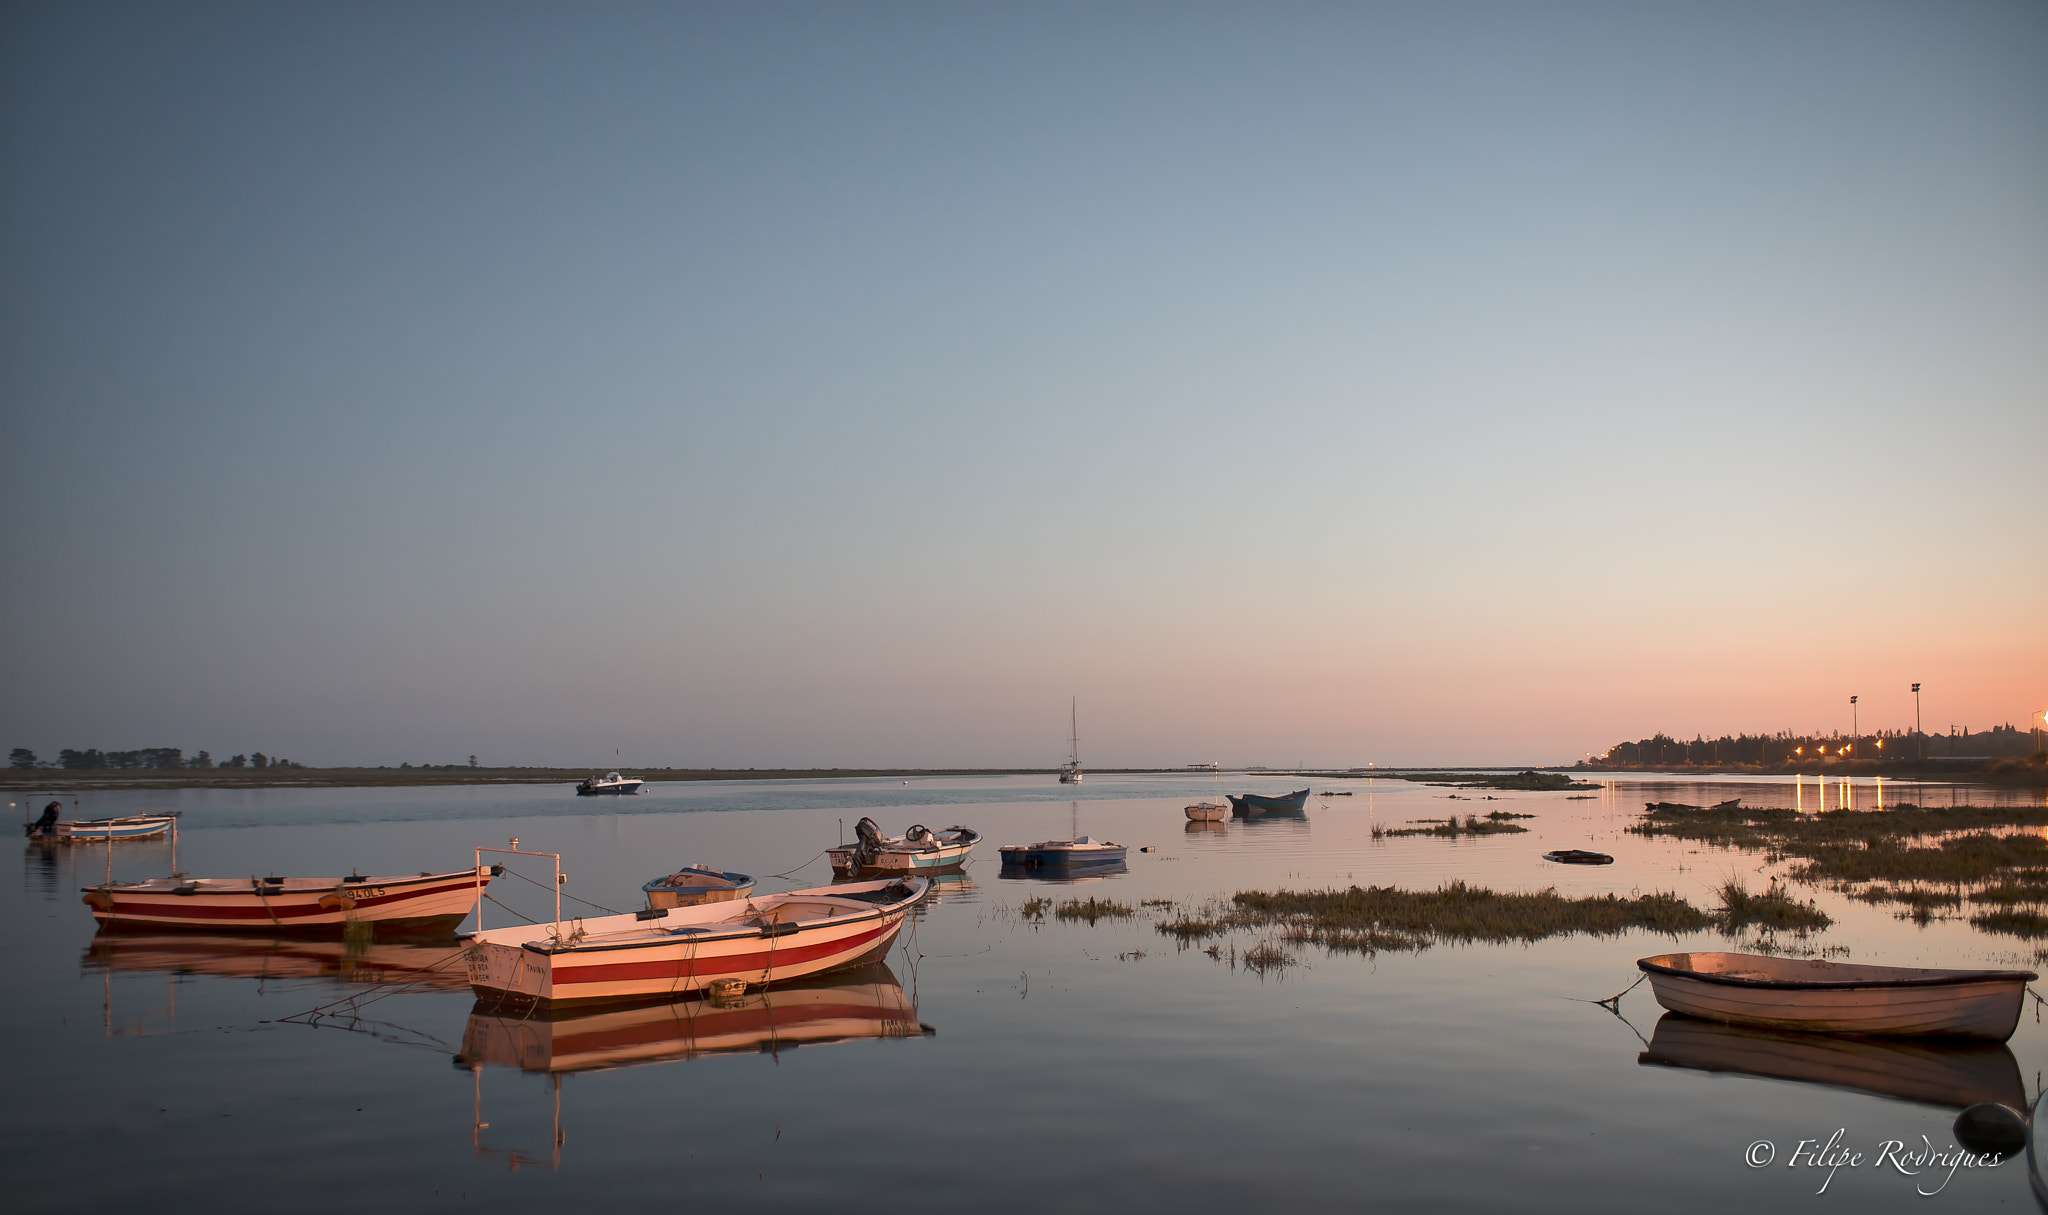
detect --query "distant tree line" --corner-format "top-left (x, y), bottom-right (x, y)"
top-left (7, 747), bottom-right (303, 771)
top-left (1586, 724), bottom-right (2038, 767)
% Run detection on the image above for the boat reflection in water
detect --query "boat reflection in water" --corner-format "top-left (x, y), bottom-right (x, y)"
top-left (1184, 820), bottom-right (1227, 836)
top-left (83, 932), bottom-right (472, 992)
top-left (994, 858), bottom-right (1128, 884)
top-left (457, 962), bottom-right (927, 1075)
top-left (1639, 1013), bottom-right (2025, 1111)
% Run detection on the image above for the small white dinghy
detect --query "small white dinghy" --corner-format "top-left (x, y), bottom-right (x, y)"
top-left (1638, 952), bottom-right (2037, 1041)
top-left (1184, 802), bottom-right (1227, 822)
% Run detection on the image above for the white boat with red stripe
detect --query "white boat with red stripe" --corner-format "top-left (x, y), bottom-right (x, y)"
top-left (81, 865), bottom-right (500, 936)
top-left (463, 873), bottom-right (927, 1009)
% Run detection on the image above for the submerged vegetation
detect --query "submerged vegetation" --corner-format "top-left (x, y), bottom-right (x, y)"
top-left (1205, 881), bottom-right (1716, 953)
top-left (1373, 811), bottom-right (1534, 839)
top-left (1392, 770), bottom-right (1598, 791)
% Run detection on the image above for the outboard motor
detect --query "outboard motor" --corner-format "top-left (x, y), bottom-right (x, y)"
top-left (27, 801), bottom-right (60, 837)
top-left (850, 816), bottom-right (885, 872)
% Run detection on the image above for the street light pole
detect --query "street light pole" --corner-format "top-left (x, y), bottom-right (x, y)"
top-left (1850, 695), bottom-right (1859, 760)
top-left (1912, 683), bottom-right (1922, 761)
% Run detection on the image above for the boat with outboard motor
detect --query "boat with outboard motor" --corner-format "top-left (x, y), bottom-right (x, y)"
top-left (1228, 788), bottom-right (1310, 815)
top-left (828, 818), bottom-right (981, 876)
top-left (463, 875), bottom-right (927, 1008)
top-left (575, 772), bottom-right (643, 796)
top-left (25, 800), bottom-right (176, 842)
top-left (81, 865), bottom-right (500, 935)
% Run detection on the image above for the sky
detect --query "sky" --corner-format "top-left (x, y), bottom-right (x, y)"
top-left (2, 2), bottom-right (2043, 768)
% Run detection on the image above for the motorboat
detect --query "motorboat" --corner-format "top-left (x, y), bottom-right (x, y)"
top-left (1637, 952), bottom-right (2037, 1040)
top-left (574, 772), bottom-right (643, 796)
top-left (25, 800), bottom-right (176, 842)
top-left (455, 963), bottom-right (923, 1073)
top-left (828, 818), bottom-right (981, 876)
top-left (463, 876), bottom-right (927, 1008)
top-left (1228, 788), bottom-right (1311, 815)
top-left (998, 837), bottom-right (1128, 868)
top-left (81, 865), bottom-right (499, 936)
top-left (1638, 1012), bottom-right (2025, 1110)
top-left (641, 866), bottom-right (755, 908)
top-left (1184, 801), bottom-right (1228, 822)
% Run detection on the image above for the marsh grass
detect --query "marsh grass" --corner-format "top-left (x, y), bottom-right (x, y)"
top-left (1241, 940), bottom-right (1296, 974)
top-left (1969, 910), bottom-right (2048, 938)
top-left (1401, 771), bottom-right (1598, 791)
top-left (1156, 914), bottom-right (1227, 940)
top-left (1715, 879), bottom-right (1832, 934)
top-left (1375, 812), bottom-right (1532, 839)
top-left (1055, 897), bottom-right (1134, 924)
top-left (1019, 898), bottom-right (1051, 921)
top-left (1228, 881), bottom-right (1712, 953)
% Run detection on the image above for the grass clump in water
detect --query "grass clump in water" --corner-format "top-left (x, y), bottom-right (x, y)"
top-left (1019, 898), bottom-right (1051, 921)
top-left (1155, 914), bottom-right (1226, 940)
top-left (1229, 881), bottom-right (1712, 952)
top-left (1376, 813), bottom-right (1532, 839)
top-left (1714, 879), bottom-right (1832, 934)
top-left (1971, 909), bottom-right (2048, 938)
top-left (1055, 897), bottom-right (1134, 924)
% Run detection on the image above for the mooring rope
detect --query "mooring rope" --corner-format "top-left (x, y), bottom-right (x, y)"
top-left (499, 865), bottom-right (620, 915)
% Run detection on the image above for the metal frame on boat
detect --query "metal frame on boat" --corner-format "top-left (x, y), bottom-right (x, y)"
top-left (1638, 952), bottom-right (2037, 1041)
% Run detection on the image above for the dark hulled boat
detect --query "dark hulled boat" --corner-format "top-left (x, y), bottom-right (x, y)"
top-left (1227, 788), bottom-right (1311, 815)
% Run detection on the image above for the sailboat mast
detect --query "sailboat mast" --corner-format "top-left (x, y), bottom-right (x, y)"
top-left (1069, 698), bottom-right (1079, 766)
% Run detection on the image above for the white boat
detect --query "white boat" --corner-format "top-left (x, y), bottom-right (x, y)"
top-left (1638, 952), bottom-right (2037, 1041)
top-left (998, 836), bottom-right (1128, 867)
top-left (464, 876), bottom-right (927, 1008)
top-left (24, 800), bottom-right (176, 842)
top-left (828, 818), bottom-right (981, 875)
top-left (82, 866), bottom-right (498, 935)
top-left (641, 866), bottom-right (755, 908)
top-left (1184, 801), bottom-right (1227, 822)
top-left (574, 771), bottom-right (643, 796)
top-left (1058, 698), bottom-right (1083, 784)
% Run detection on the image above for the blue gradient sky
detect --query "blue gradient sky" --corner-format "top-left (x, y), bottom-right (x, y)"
top-left (3, 3), bottom-right (2043, 767)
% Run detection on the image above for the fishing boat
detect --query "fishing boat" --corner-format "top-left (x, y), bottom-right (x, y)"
top-left (828, 819), bottom-right (981, 876)
top-left (1227, 788), bottom-right (1311, 815)
top-left (463, 876), bottom-right (927, 1008)
top-left (1058, 699), bottom-right (1083, 784)
top-left (574, 771), bottom-right (643, 796)
top-left (1184, 801), bottom-right (1227, 822)
top-left (24, 800), bottom-right (176, 842)
top-left (641, 866), bottom-right (755, 909)
top-left (1638, 1013), bottom-right (2025, 1111)
top-left (456, 963), bottom-right (923, 1073)
top-left (81, 865), bottom-right (500, 936)
top-left (998, 837), bottom-right (1128, 868)
top-left (1637, 952), bottom-right (2037, 1041)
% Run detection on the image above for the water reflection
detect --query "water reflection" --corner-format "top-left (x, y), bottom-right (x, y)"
top-left (1185, 821), bottom-right (1227, 836)
top-left (456, 962), bottom-right (924, 1074)
top-left (1638, 1013), bottom-right (2025, 1111)
top-left (993, 860), bottom-right (1128, 884)
top-left (83, 932), bottom-right (472, 992)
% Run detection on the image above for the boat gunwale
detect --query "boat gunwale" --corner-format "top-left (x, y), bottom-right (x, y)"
top-left (1638, 953), bottom-right (2037, 992)
top-left (85, 866), bottom-right (488, 896)
top-left (514, 905), bottom-right (893, 956)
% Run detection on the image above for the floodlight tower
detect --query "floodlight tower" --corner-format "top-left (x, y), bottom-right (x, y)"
top-left (1849, 695), bottom-right (1859, 758)
top-left (1912, 683), bottom-right (1922, 760)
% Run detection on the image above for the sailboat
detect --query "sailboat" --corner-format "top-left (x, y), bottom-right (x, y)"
top-left (1058, 698), bottom-right (1083, 784)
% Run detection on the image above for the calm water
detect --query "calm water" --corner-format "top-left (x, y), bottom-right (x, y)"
top-left (7, 773), bottom-right (2046, 1212)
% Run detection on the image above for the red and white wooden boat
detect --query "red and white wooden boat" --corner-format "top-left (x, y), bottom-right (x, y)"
top-left (81, 865), bottom-right (499, 936)
top-left (1639, 952), bottom-right (2038, 1041)
top-left (464, 876), bottom-right (926, 1008)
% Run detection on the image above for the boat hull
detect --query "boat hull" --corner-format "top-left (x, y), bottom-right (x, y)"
top-left (827, 842), bottom-right (976, 875)
top-left (1639, 952), bottom-right (2036, 1041)
top-left (82, 867), bottom-right (494, 936)
top-left (1228, 789), bottom-right (1311, 815)
top-left (456, 963), bottom-right (921, 1073)
top-left (998, 845), bottom-right (1128, 867)
top-left (32, 816), bottom-right (176, 842)
top-left (464, 877), bottom-right (925, 1008)
top-left (1185, 803), bottom-right (1227, 822)
top-left (641, 868), bottom-right (755, 908)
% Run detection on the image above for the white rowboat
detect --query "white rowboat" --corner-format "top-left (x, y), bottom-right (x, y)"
top-left (1638, 952), bottom-right (2037, 1041)
top-left (464, 876), bottom-right (926, 1008)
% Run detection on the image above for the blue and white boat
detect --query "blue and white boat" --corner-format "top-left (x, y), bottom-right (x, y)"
top-left (25, 802), bottom-right (176, 842)
top-left (998, 836), bottom-right (1127, 868)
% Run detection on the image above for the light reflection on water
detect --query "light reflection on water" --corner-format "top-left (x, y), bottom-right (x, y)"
top-left (7, 773), bottom-right (2046, 1212)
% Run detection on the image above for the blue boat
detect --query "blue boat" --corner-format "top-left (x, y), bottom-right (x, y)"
top-left (1227, 788), bottom-right (1311, 815)
top-left (997, 836), bottom-right (1128, 868)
